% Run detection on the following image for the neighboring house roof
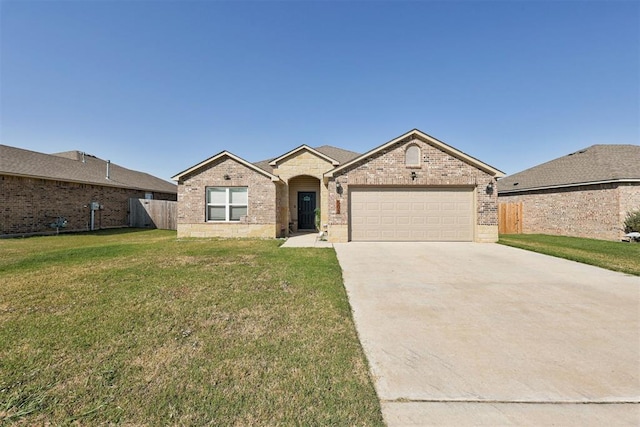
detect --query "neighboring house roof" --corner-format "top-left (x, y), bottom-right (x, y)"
top-left (498, 144), bottom-right (640, 194)
top-left (253, 145), bottom-right (361, 174)
top-left (0, 145), bottom-right (177, 194)
top-left (171, 150), bottom-right (281, 182)
top-left (326, 128), bottom-right (505, 178)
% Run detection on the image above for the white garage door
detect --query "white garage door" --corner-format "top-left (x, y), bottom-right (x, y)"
top-left (350, 187), bottom-right (474, 242)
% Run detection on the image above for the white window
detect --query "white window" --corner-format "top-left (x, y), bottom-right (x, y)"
top-left (206, 187), bottom-right (248, 222)
top-left (145, 192), bottom-right (153, 200)
top-left (406, 145), bottom-right (420, 166)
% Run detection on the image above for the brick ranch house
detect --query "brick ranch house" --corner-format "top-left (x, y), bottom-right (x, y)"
top-left (1, 145), bottom-right (177, 237)
top-left (497, 144), bottom-right (640, 241)
top-left (172, 129), bottom-right (505, 243)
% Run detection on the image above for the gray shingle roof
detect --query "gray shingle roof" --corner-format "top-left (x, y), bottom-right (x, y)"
top-left (498, 144), bottom-right (640, 193)
top-left (252, 145), bottom-right (361, 173)
top-left (1, 145), bottom-right (177, 194)
top-left (313, 145), bottom-right (361, 164)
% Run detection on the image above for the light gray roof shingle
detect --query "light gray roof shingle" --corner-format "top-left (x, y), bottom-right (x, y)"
top-left (498, 144), bottom-right (640, 193)
top-left (313, 145), bottom-right (361, 165)
top-left (1, 145), bottom-right (177, 194)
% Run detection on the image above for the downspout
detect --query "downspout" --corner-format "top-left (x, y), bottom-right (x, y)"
top-left (106, 160), bottom-right (111, 180)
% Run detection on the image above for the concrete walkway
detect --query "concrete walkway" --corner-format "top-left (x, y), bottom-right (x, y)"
top-left (280, 231), bottom-right (333, 248)
top-left (334, 242), bottom-right (640, 426)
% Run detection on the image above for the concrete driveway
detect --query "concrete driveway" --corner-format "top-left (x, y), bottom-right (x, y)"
top-left (334, 243), bottom-right (640, 426)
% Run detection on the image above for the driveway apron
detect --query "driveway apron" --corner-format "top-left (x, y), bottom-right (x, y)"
top-left (334, 242), bottom-right (640, 426)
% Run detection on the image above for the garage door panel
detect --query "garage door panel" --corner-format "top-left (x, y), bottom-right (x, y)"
top-left (442, 217), bottom-right (455, 225)
top-left (366, 217), bottom-right (380, 225)
top-left (381, 230), bottom-right (397, 239)
top-left (350, 188), bottom-right (473, 242)
top-left (381, 216), bottom-right (395, 225)
top-left (397, 217), bottom-right (411, 226)
top-left (412, 217), bottom-right (425, 225)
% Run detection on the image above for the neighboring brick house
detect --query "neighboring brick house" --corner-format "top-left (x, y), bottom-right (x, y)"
top-left (497, 144), bottom-right (640, 240)
top-left (1, 145), bottom-right (177, 237)
top-left (172, 129), bottom-right (504, 242)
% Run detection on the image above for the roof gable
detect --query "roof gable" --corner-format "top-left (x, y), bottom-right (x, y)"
top-left (0, 144), bottom-right (176, 194)
top-left (326, 129), bottom-right (505, 178)
top-left (252, 145), bottom-right (360, 174)
top-left (172, 151), bottom-right (281, 182)
top-left (498, 144), bottom-right (640, 193)
top-left (269, 145), bottom-right (340, 167)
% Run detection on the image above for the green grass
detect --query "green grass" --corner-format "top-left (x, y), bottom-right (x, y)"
top-left (0, 229), bottom-right (384, 425)
top-left (498, 234), bottom-right (640, 276)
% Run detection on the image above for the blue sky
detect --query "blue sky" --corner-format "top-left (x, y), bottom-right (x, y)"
top-left (1, 0), bottom-right (638, 181)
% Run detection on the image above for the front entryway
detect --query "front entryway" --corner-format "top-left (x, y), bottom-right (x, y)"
top-left (297, 192), bottom-right (316, 230)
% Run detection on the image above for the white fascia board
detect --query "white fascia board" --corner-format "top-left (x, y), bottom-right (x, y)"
top-left (172, 151), bottom-right (281, 182)
top-left (327, 129), bottom-right (505, 178)
top-left (269, 145), bottom-right (340, 166)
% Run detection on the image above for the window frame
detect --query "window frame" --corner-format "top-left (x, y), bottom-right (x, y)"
top-left (206, 186), bottom-right (248, 222)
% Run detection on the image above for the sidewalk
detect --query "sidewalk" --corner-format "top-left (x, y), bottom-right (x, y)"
top-left (280, 232), bottom-right (333, 248)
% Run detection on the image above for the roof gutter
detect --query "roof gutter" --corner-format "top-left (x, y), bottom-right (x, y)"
top-left (0, 171), bottom-right (176, 194)
top-left (498, 178), bottom-right (640, 194)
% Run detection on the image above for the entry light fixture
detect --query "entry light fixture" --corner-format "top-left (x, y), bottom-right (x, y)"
top-left (335, 181), bottom-right (343, 194)
top-left (410, 171), bottom-right (417, 181)
top-left (486, 181), bottom-right (494, 193)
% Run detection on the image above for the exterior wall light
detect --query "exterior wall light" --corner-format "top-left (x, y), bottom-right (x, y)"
top-left (486, 181), bottom-right (494, 193)
top-left (336, 181), bottom-right (343, 194)
top-left (411, 171), bottom-right (417, 181)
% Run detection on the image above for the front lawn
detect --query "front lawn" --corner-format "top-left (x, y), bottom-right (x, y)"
top-left (0, 229), bottom-right (384, 425)
top-left (498, 234), bottom-right (640, 276)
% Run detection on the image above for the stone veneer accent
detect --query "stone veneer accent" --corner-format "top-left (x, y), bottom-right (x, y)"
top-left (499, 182), bottom-right (640, 241)
top-left (1, 174), bottom-right (176, 237)
top-left (176, 157), bottom-right (281, 238)
top-left (271, 150), bottom-right (333, 231)
top-left (327, 136), bottom-right (498, 243)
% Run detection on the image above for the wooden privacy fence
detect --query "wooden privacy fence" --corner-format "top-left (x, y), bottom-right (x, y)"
top-left (499, 202), bottom-right (523, 234)
top-left (129, 199), bottom-right (177, 230)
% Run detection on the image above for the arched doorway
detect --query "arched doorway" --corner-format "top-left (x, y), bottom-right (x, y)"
top-left (288, 175), bottom-right (321, 232)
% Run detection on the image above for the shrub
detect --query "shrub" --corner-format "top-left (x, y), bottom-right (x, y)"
top-left (314, 207), bottom-right (321, 230)
top-left (624, 210), bottom-right (640, 233)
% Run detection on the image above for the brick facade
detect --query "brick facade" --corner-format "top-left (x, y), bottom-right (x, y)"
top-left (498, 182), bottom-right (640, 240)
top-left (1, 174), bottom-right (176, 237)
top-left (619, 183), bottom-right (640, 227)
top-left (327, 136), bottom-right (498, 242)
top-left (175, 131), bottom-right (502, 242)
top-left (176, 157), bottom-right (281, 238)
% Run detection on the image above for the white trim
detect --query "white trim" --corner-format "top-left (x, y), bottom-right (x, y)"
top-left (206, 186), bottom-right (248, 222)
top-left (498, 178), bottom-right (640, 194)
top-left (172, 151), bottom-right (281, 182)
top-left (325, 129), bottom-right (505, 178)
top-left (269, 145), bottom-right (340, 166)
